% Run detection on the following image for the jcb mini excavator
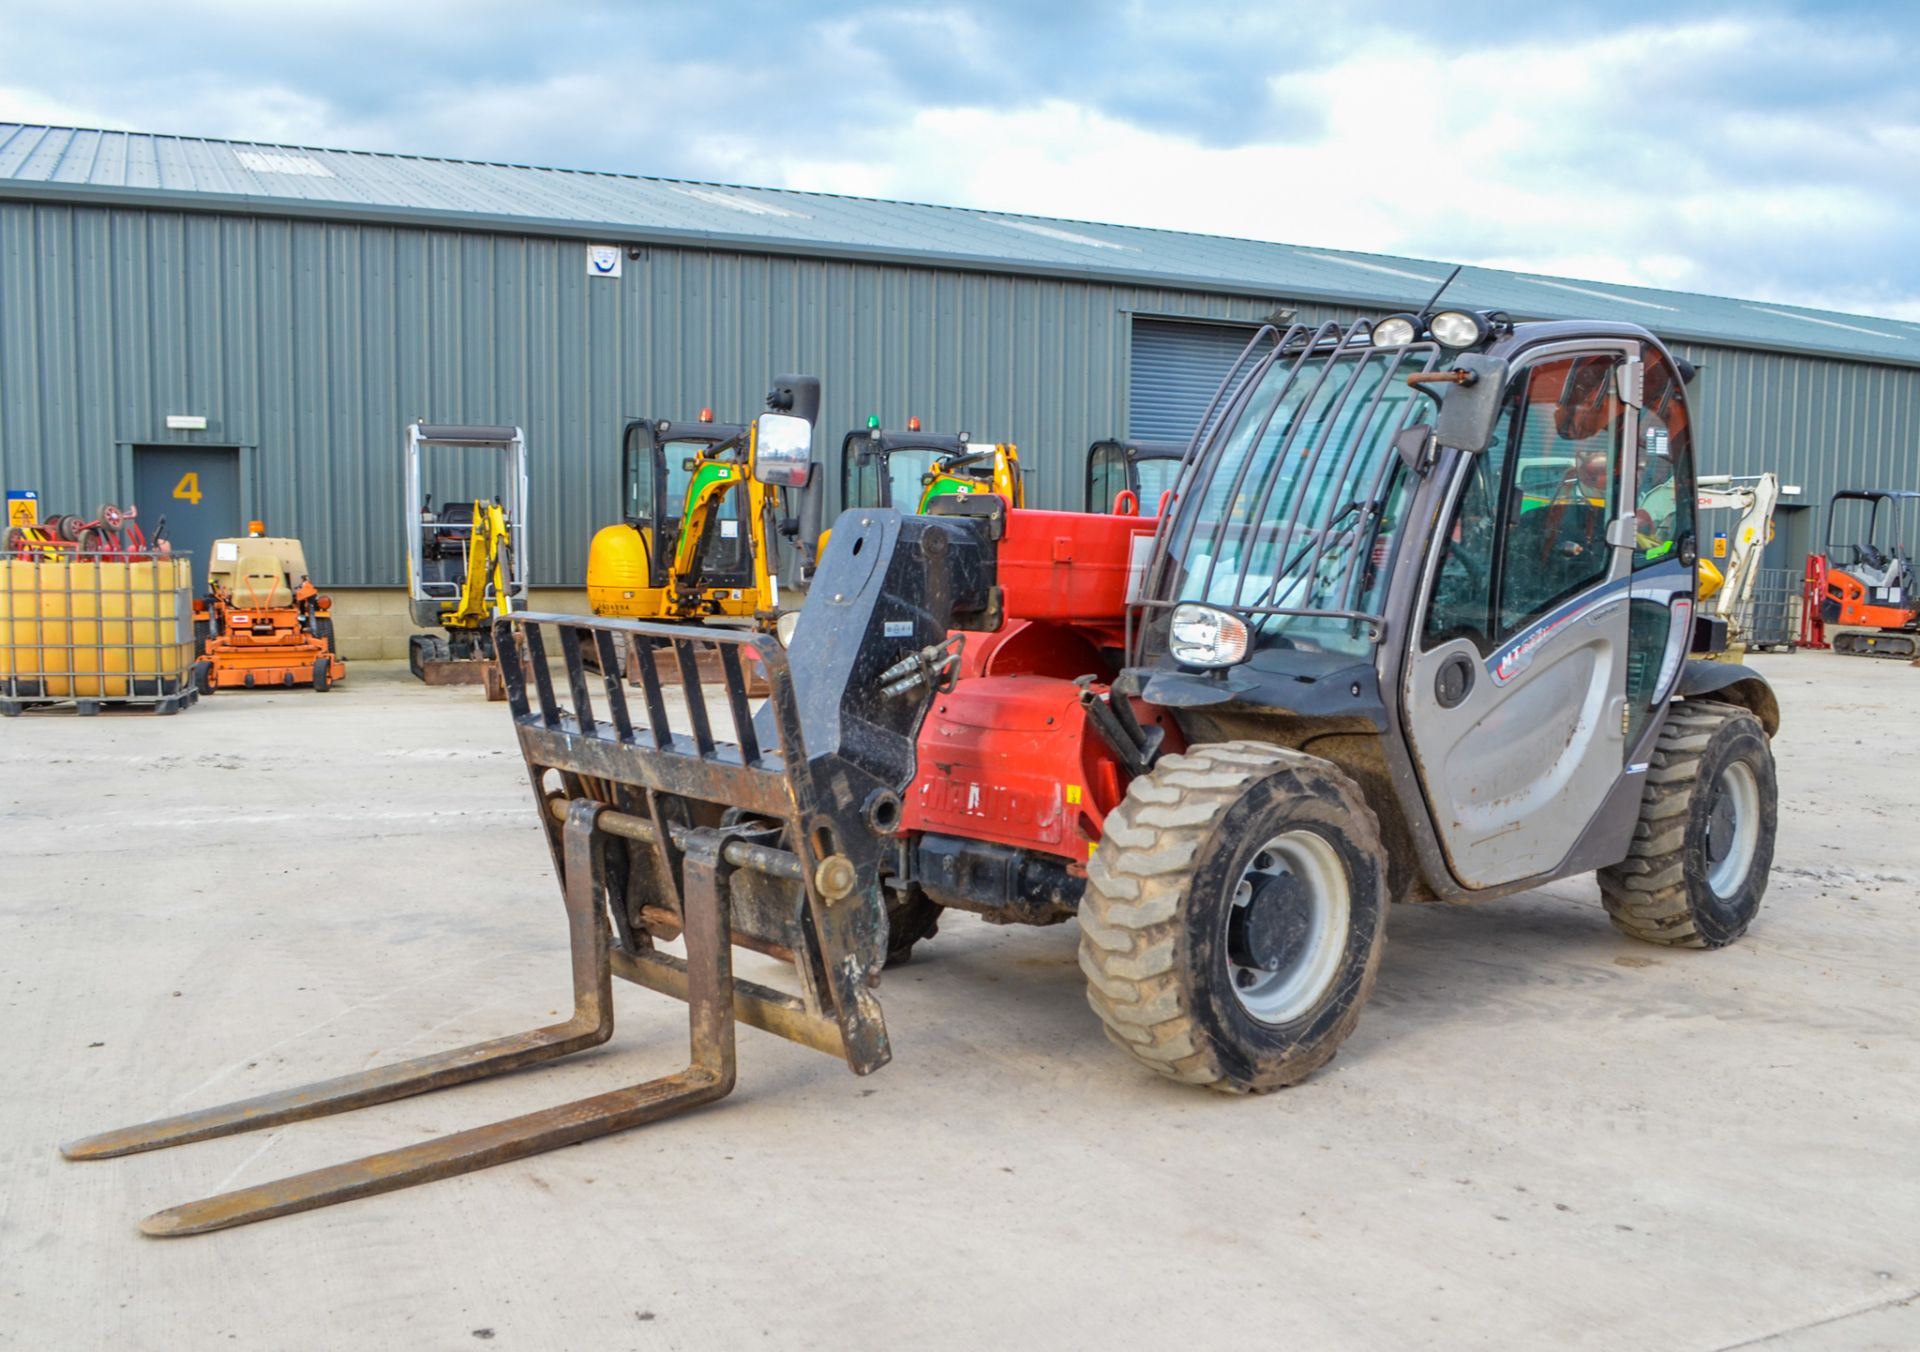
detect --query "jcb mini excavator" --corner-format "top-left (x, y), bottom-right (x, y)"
top-left (404, 423), bottom-right (528, 682)
top-left (586, 401), bottom-right (819, 626)
top-left (842, 418), bottom-right (1024, 514)
top-left (1800, 488), bottom-right (1920, 658)
top-left (70, 320), bottom-right (1781, 1236)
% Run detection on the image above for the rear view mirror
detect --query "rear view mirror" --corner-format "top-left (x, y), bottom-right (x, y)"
top-left (753, 412), bottom-right (813, 487)
top-left (1433, 355), bottom-right (1509, 454)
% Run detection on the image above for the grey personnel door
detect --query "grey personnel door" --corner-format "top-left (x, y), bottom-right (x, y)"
top-left (1402, 345), bottom-right (1637, 889)
top-left (133, 446), bottom-right (241, 590)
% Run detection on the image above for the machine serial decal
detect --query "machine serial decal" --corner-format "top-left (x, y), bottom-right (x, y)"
top-left (1487, 577), bottom-right (1632, 686)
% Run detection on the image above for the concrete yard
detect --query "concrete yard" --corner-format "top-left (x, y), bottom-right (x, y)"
top-left (2, 652), bottom-right (1916, 1350)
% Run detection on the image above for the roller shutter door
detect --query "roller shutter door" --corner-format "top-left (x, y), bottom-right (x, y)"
top-left (1128, 319), bottom-right (1261, 442)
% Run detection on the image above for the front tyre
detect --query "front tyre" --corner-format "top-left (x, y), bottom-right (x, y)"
top-left (1077, 742), bottom-right (1389, 1093)
top-left (1599, 703), bottom-right (1776, 948)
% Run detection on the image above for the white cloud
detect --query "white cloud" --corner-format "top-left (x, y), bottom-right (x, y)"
top-left (1, 4), bottom-right (1913, 322)
top-left (752, 16), bottom-right (1918, 319)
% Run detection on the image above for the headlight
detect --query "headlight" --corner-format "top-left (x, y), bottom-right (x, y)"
top-left (1371, 314), bottom-right (1419, 347)
top-left (1169, 603), bottom-right (1250, 668)
top-left (1429, 310), bottom-right (1485, 348)
top-left (775, 609), bottom-right (801, 648)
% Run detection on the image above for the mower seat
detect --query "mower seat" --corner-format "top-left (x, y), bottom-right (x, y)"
top-left (234, 555), bottom-right (295, 608)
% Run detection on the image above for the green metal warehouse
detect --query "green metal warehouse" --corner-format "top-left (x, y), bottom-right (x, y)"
top-left (3, 122), bottom-right (1918, 654)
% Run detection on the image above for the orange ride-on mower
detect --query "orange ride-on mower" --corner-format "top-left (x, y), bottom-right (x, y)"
top-left (190, 534), bottom-right (344, 694)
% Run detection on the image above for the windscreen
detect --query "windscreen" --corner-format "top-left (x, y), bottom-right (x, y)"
top-left (878, 448), bottom-right (947, 513)
top-left (662, 439), bottom-right (723, 518)
top-left (1133, 457), bottom-right (1183, 511)
top-left (1151, 323), bottom-right (1441, 656)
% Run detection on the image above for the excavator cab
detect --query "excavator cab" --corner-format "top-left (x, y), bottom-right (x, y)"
top-left (1085, 437), bottom-right (1183, 514)
top-left (842, 422), bottom-right (1024, 514)
top-left (404, 423), bottom-right (527, 681)
top-left (587, 401), bottom-right (816, 625)
top-left (586, 412), bottom-right (749, 619)
top-left (1805, 488), bottom-right (1920, 657)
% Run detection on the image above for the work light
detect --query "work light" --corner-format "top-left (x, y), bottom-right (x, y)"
top-left (1429, 310), bottom-right (1485, 348)
top-left (1371, 314), bottom-right (1419, 347)
top-left (1169, 603), bottom-right (1250, 668)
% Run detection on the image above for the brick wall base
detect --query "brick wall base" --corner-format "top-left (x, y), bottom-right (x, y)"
top-left (323, 589), bottom-right (591, 661)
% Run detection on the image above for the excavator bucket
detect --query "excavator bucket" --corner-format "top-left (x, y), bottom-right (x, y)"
top-left (63, 506), bottom-right (996, 1235)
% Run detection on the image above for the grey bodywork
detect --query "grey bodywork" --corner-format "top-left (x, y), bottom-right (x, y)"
top-left (1132, 319), bottom-right (1777, 906)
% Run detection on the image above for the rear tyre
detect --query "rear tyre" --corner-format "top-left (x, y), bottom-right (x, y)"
top-left (190, 659), bottom-right (214, 696)
top-left (883, 890), bottom-right (942, 967)
top-left (1077, 741), bottom-right (1389, 1093)
top-left (1598, 703), bottom-right (1776, 948)
top-left (312, 616), bottom-right (336, 652)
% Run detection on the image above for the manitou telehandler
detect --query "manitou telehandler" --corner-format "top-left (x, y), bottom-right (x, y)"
top-left (404, 423), bottom-right (528, 682)
top-left (69, 319), bottom-right (1781, 1236)
top-left (586, 406), bottom-right (815, 625)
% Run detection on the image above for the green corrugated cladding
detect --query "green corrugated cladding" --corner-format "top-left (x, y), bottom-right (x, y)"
top-left (0, 198), bottom-right (1334, 585)
top-left (2, 197), bottom-right (1916, 586)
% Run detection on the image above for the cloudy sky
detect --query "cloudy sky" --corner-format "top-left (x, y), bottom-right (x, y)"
top-left (3, 1), bottom-right (1916, 319)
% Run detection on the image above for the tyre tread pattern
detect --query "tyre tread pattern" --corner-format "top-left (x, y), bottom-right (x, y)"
top-left (1077, 740), bottom-right (1384, 1093)
top-left (1598, 702), bottom-right (1761, 948)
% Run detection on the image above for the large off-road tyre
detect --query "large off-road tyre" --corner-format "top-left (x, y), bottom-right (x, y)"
top-left (1078, 741), bottom-right (1389, 1094)
top-left (1598, 703), bottom-right (1776, 948)
top-left (884, 890), bottom-right (942, 968)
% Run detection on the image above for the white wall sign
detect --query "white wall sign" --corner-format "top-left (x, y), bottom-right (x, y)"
top-left (586, 244), bottom-right (623, 278)
top-left (166, 414), bottom-right (208, 430)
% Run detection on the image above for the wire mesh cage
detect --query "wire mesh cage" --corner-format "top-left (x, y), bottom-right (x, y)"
top-left (0, 556), bottom-right (198, 713)
top-left (1736, 566), bottom-right (1797, 652)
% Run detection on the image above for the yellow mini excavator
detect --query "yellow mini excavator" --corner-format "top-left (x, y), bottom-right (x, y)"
top-left (841, 417), bottom-right (1024, 515)
top-left (404, 423), bottom-right (527, 682)
top-left (586, 385), bottom-right (821, 626)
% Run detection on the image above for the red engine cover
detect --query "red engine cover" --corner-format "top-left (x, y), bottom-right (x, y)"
top-left (996, 508), bottom-right (1158, 626)
top-left (904, 674), bottom-right (1180, 865)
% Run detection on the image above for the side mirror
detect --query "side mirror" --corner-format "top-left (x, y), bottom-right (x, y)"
top-left (753, 412), bottom-right (814, 487)
top-left (1433, 355), bottom-right (1509, 454)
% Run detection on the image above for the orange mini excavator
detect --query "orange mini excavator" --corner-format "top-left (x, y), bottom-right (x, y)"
top-left (190, 528), bottom-right (345, 693)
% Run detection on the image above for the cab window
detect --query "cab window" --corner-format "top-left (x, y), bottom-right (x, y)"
top-left (623, 425), bottom-right (656, 525)
top-left (1424, 353), bottom-right (1627, 651)
top-left (1632, 348), bottom-right (1694, 571)
top-left (1087, 445), bottom-right (1127, 512)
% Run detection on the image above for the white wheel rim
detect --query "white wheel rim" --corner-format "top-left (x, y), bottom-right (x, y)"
top-left (1706, 760), bottom-right (1761, 898)
top-left (1227, 829), bottom-right (1352, 1025)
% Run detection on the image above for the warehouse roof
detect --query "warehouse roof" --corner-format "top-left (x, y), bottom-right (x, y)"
top-left (4, 122), bottom-right (1918, 368)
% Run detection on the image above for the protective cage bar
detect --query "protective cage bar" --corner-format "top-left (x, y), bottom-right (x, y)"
top-left (61, 612), bottom-right (869, 1235)
top-left (1128, 320), bottom-right (1441, 659)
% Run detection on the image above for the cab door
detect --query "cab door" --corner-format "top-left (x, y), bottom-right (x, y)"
top-left (1402, 344), bottom-right (1637, 889)
top-left (1087, 440), bottom-right (1128, 511)
top-left (621, 420), bottom-right (671, 588)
